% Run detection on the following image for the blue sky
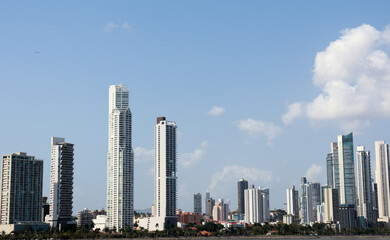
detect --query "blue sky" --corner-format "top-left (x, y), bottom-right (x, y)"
top-left (1, 1), bottom-right (390, 214)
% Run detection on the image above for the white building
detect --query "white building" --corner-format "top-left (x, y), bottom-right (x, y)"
top-left (154, 117), bottom-right (177, 229)
top-left (244, 186), bottom-right (263, 224)
top-left (286, 185), bottom-right (298, 216)
top-left (107, 84), bottom-right (134, 230)
top-left (356, 146), bottom-right (374, 225)
top-left (375, 141), bottom-right (390, 223)
top-left (46, 137), bottom-right (74, 229)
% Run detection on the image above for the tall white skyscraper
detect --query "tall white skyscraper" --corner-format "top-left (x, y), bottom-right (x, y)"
top-left (356, 146), bottom-right (374, 225)
top-left (46, 137), bottom-right (74, 228)
top-left (154, 117), bottom-right (177, 228)
top-left (375, 141), bottom-right (390, 223)
top-left (286, 185), bottom-right (299, 216)
top-left (107, 84), bottom-right (134, 230)
top-left (244, 186), bottom-right (263, 224)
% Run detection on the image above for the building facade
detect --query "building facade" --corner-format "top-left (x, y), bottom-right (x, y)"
top-left (286, 185), bottom-right (299, 216)
top-left (237, 178), bottom-right (248, 215)
top-left (260, 187), bottom-right (270, 222)
top-left (204, 192), bottom-right (210, 215)
top-left (375, 141), bottom-right (390, 223)
top-left (356, 146), bottom-right (374, 226)
top-left (107, 84), bottom-right (134, 230)
top-left (326, 132), bottom-right (356, 205)
top-left (193, 193), bottom-right (202, 215)
top-left (46, 137), bottom-right (74, 228)
top-left (244, 186), bottom-right (263, 224)
top-left (154, 117), bottom-right (177, 229)
top-left (0, 152), bottom-right (43, 224)
top-left (323, 187), bottom-right (339, 224)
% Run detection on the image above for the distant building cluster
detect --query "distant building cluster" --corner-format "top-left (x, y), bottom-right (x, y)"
top-left (284, 132), bottom-right (390, 230)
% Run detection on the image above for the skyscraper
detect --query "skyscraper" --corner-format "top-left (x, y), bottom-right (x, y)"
top-left (286, 185), bottom-right (299, 216)
top-left (46, 137), bottom-right (74, 228)
top-left (326, 132), bottom-right (356, 205)
top-left (194, 193), bottom-right (202, 215)
top-left (356, 146), bottom-right (374, 226)
top-left (0, 152), bottom-right (43, 224)
top-left (260, 187), bottom-right (270, 222)
top-left (244, 186), bottom-right (263, 224)
top-left (154, 117), bottom-right (177, 229)
top-left (237, 178), bottom-right (248, 215)
top-left (107, 84), bottom-right (134, 230)
top-left (204, 192), bottom-right (210, 215)
top-left (323, 187), bottom-right (339, 224)
top-left (375, 141), bottom-right (390, 223)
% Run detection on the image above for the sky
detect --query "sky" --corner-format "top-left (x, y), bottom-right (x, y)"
top-left (1, 1), bottom-right (390, 214)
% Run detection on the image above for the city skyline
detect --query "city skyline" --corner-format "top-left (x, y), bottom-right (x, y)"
top-left (1, 1), bottom-right (390, 214)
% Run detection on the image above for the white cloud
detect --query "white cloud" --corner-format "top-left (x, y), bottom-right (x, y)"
top-left (134, 147), bottom-right (154, 163)
top-left (122, 21), bottom-right (133, 30)
top-left (284, 24), bottom-right (390, 131)
top-left (305, 164), bottom-right (324, 183)
top-left (104, 22), bottom-right (119, 33)
top-left (104, 21), bottom-right (133, 33)
top-left (208, 165), bottom-right (273, 194)
top-left (180, 141), bottom-right (210, 167)
top-left (208, 106), bottom-right (225, 116)
top-left (236, 118), bottom-right (282, 143)
top-left (282, 102), bottom-right (303, 124)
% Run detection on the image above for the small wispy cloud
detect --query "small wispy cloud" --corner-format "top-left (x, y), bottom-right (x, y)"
top-left (180, 141), bottom-right (210, 167)
top-left (104, 21), bottom-right (134, 33)
top-left (104, 22), bottom-right (119, 33)
top-left (134, 147), bottom-right (154, 163)
top-left (208, 165), bottom-right (274, 194)
top-left (208, 106), bottom-right (225, 116)
top-left (122, 21), bottom-right (133, 31)
top-left (236, 118), bottom-right (282, 144)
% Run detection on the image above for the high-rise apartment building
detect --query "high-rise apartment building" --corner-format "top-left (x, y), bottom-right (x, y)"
top-left (326, 132), bottom-right (356, 205)
top-left (204, 192), bottom-right (210, 215)
top-left (375, 141), bottom-right (390, 223)
top-left (286, 185), bottom-right (299, 216)
top-left (244, 186), bottom-right (263, 224)
top-left (107, 84), bottom-right (134, 230)
top-left (154, 117), bottom-right (177, 228)
top-left (237, 178), bottom-right (248, 214)
top-left (0, 152), bottom-right (43, 224)
top-left (46, 137), bottom-right (74, 228)
top-left (207, 198), bottom-right (215, 216)
top-left (193, 193), bottom-right (202, 215)
top-left (356, 146), bottom-right (374, 226)
top-left (260, 187), bottom-right (270, 222)
top-left (300, 178), bottom-right (320, 224)
top-left (323, 187), bottom-right (339, 224)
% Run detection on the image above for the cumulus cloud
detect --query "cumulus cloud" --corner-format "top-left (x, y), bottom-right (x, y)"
top-left (305, 164), bottom-right (324, 183)
top-left (180, 141), bottom-right (210, 167)
top-left (282, 102), bottom-right (303, 124)
top-left (283, 24), bottom-right (390, 131)
top-left (236, 118), bottom-right (282, 143)
top-left (104, 21), bottom-right (134, 33)
top-left (208, 106), bottom-right (225, 116)
top-left (208, 165), bottom-right (274, 194)
top-left (134, 147), bottom-right (154, 163)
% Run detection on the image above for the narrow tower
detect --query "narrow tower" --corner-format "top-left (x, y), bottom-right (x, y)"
top-left (107, 84), bottom-right (134, 230)
top-left (47, 137), bottom-right (74, 229)
top-left (154, 117), bottom-right (177, 229)
top-left (375, 141), bottom-right (390, 223)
